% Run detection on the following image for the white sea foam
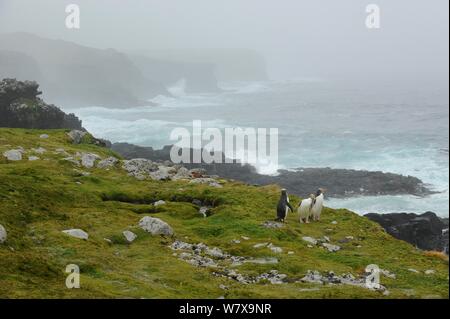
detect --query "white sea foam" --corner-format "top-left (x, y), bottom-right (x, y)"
top-left (70, 79), bottom-right (449, 216)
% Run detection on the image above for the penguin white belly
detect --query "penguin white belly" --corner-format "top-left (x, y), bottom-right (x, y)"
top-left (311, 194), bottom-right (324, 220)
top-left (298, 198), bottom-right (313, 222)
top-left (285, 197), bottom-right (290, 216)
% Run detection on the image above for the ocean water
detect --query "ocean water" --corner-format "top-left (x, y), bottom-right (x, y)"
top-left (64, 79), bottom-right (449, 217)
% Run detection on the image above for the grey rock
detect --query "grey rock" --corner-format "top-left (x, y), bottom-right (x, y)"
top-left (3, 149), bottom-right (22, 161)
top-left (28, 156), bottom-right (39, 161)
top-left (170, 240), bottom-right (193, 250)
top-left (39, 134), bottom-right (49, 139)
top-left (139, 216), bottom-right (174, 236)
top-left (153, 200), bottom-right (166, 207)
top-left (268, 243), bottom-right (283, 253)
top-left (97, 157), bottom-right (119, 169)
top-left (302, 236), bottom-right (318, 245)
top-left (62, 229), bottom-right (89, 240)
top-left (32, 147), bottom-right (46, 154)
top-left (123, 230), bottom-right (137, 243)
top-left (67, 130), bottom-right (87, 144)
top-left (0, 224), bottom-right (7, 243)
top-left (261, 221), bottom-right (284, 229)
top-left (81, 153), bottom-right (101, 168)
top-left (322, 243), bottom-right (341, 252)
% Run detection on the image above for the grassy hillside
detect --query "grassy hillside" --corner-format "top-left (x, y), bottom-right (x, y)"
top-left (0, 128), bottom-right (448, 299)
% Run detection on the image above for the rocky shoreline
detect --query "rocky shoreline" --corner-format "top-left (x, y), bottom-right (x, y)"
top-left (365, 212), bottom-right (449, 254)
top-left (111, 143), bottom-right (433, 199)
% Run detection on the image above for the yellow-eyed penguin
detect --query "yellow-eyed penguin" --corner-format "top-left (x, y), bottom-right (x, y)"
top-left (311, 188), bottom-right (326, 221)
top-left (298, 194), bottom-right (316, 223)
top-left (276, 189), bottom-right (294, 222)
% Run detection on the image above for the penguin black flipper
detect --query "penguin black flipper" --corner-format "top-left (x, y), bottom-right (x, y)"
top-left (287, 201), bottom-right (294, 213)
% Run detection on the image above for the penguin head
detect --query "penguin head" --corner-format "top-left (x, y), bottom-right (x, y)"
top-left (316, 188), bottom-right (326, 196)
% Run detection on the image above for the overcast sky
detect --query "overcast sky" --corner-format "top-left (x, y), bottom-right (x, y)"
top-left (0, 0), bottom-right (448, 83)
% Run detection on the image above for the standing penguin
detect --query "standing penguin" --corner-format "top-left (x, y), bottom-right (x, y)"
top-left (276, 189), bottom-right (294, 222)
top-left (298, 194), bottom-right (316, 223)
top-left (311, 188), bottom-right (326, 221)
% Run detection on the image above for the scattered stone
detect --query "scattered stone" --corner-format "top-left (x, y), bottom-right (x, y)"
top-left (199, 207), bottom-right (209, 218)
top-left (189, 178), bottom-right (222, 188)
top-left (67, 130), bottom-right (87, 144)
top-left (39, 134), bottom-right (49, 139)
top-left (408, 268), bottom-right (420, 274)
top-left (380, 269), bottom-right (396, 279)
top-left (206, 247), bottom-right (227, 259)
top-left (81, 153), bottom-right (101, 168)
top-left (231, 239), bottom-right (241, 244)
top-left (104, 238), bottom-right (112, 244)
top-left (219, 284), bottom-right (228, 290)
top-left (32, 147), bottom-right (46, 154)
top-left (123, 230), bottom-right (137, 243)
top-left (97, 157), bottom-right (119, 169)
top-left (63, 157), bottom-right (80, 166)
top-left (331, 221), bottom-right (338, 225)
top-left (268, 243), bottom-right (283, 253)
top-left (241, 236), bottom-right (250, 241)
top-left (139, 216), bottom-right (174, 236)
top-left (153, 200), bottom-right (166, 207)
top-left (288, 251), bottom-right (294, 255)
top-left (244, 257), bottom-right (278, 265)
top-left (122, 158), bottom-right (158, 180)
top-left (299, 270), bottom-right (387, 292)
top-left (170, 240), bottom-right (193, 250)
top-left (3, 149), bottom-right (22, 161)
top-left (322, 243), bottom-right (341, 252)
top-left (179, 252), bottom-right (218, 268)
top-left (62, 229), bottom-right (89, 240)
top-left (0, 224), bottom-right (7, 243)
top-left (172, 167), bottom-right (191, 180)
top-left (28, 156), bottom-right (39, 161)
top-left (261, 221), bottom-right (284, 229)
top-left (425, 269), bottom-right (436, 275)
top-left (253, 243), bottom-right (269, 249)
top-left (302, 236), bottom-right (318, 245)
top-left (149, 166), bottom-right (173, 181)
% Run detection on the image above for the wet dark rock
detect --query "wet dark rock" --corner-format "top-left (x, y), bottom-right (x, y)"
top-left (0, 78), bottom-right (82, 130)
top-left (111, 143), bottom-right (432, 198)
top-left (365, 212), bottom-right (449, 254)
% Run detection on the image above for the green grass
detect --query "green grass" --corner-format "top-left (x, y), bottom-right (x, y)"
top-left (0, 128), bottom-right (448, 299)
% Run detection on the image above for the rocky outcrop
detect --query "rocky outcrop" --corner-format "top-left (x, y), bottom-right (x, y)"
top-left (111, 143), bottom-right (432, 198)
top-left (0, 78), bottom-right (82, 130)
top-left (365, 212), bottom-right (449, 254)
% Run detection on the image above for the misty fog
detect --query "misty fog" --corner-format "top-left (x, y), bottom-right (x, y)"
top-left (0, 0), bottom-right (448, 88)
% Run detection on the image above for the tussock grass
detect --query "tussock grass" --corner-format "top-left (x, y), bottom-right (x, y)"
top-left (0, 128), bottom-right (448, 299)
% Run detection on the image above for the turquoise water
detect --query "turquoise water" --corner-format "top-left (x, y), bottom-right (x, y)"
top-left (66, 79), bottom-right (449, 217)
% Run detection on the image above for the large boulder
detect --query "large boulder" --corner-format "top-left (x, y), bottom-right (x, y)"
top-left (0, 224), bottom-right (7, 243)
top-left (138, 216), bottom-right (174, 236)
